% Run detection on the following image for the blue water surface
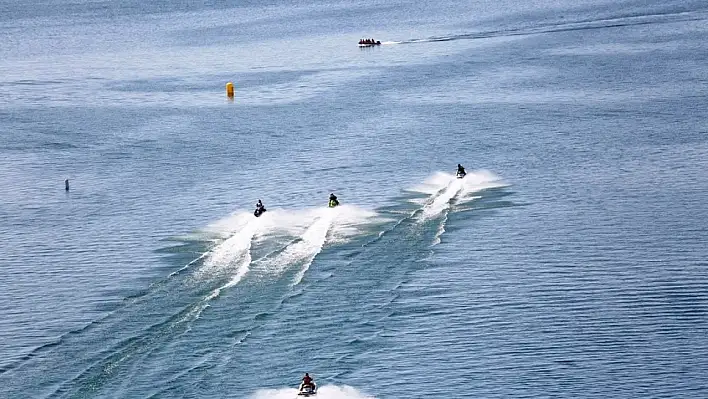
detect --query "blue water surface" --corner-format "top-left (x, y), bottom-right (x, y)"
top-left (1, 0), bottom-right (707, 397)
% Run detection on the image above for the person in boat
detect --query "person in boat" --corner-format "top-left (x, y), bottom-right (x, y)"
top-left (301, 373), bottom-right (315, 390)
top-left (328, 193), bottom-right (339, 208)
top-left (457, 164), bottom-right (466, 177)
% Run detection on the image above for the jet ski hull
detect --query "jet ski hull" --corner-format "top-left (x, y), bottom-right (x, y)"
top-left (297, 383), bottom-right (317, 396)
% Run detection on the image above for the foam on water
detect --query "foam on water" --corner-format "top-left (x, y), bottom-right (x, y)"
top-left (403, 170), bottom-right (507, 246)
top-left (170, 204), bottom-right (382, 322)
top-left (422, 177), bottom-right (464, 219)
top-left (199, 209), bottom-right (315, 274)
top-left (251, 385), bottom-right (375, 399)
top-left (290, 213), bottom-right (333, 286)
top-left (179, 222), bottom-right (256, 321)
top-left (327, 205), bottom-right (383, 244)
top-left (194, 205), bottom-right (382, 296)
top-left (409, 170), bottom-right (507, 220)
top-left (203, 224), bottom-right (256, 269)
top-left (203, 211), bottom-right (257, 238)
top-left (253, 205), bottom-right (380, 285)
top-left (187, 213), bottom-right (276, 319)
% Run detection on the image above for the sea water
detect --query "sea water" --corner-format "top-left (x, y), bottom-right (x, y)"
top-left (1, 0), bottom-right (707, 397)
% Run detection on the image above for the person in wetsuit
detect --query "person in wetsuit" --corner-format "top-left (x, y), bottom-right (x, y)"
top-left (457, 164), bottom-right (466, 177)
top-left (254, 199), bottom-right (266, 216)
top-left (328, 193), bottom-right (339, 208)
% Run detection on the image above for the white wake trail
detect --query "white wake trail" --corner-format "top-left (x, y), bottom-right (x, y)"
top-left (291, 213), bottom-right (334, 286)
top-left (183, 219), bottom-right (262, 321)
top-left (251, 385), bottom-right (375, 399)
top-left (406, 170), bottom-right (508, 245)
top-left (202, 222), bottom-right (258, 270)
top-left (411, 170), bottom-right (507, 221)
top-left (421, 177), bottom-right (464, 219)
top-left (259, 209), bottom-right (335, 286)
top-left (249, 205), bottom-right (381, 284)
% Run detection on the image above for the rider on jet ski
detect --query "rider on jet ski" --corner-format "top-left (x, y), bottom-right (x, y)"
top-left (457, 164), bottom-right (466, 177)
top-left (254, 199), bottom-right (266, 216)
top-left (301, 373), bottom-right (315, 390)
top-left (328, 193), bottom-right (340, 208)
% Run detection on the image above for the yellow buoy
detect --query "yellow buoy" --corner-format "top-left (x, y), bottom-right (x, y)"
top-left (226, 82), bottom-right (234, 98)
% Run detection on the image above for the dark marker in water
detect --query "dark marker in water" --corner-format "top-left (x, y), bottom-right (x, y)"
top-left (65, 179), bottom-right (70, 191)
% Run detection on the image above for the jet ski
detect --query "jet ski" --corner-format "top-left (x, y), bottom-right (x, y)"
top-left (328, 194), bottom-right (340, 208)
top-left (328, 193), bottom-right (340, 208)
top-left (297, 382), bottom-right (317, 396)
top-left (254, 206), bottom-right (266, 217)
top-left (456, 164), bottom-right (467, 179)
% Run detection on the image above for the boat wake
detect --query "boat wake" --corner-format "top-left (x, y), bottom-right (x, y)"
top-left (257, 211), bottom-right (333, 286)
top-left (251, 205), bottom-right (381, 286)
top-left (409, 170), bottom-right (506, 219)
top-left (186, 205), bottom-right (382, 316)
top-left (251, 385), bottom-right (374, 399)
top-left (389, 8), bottom-right (705, 47)
top-left (0, 175), bottom-right (510, 396)
top-left (407, 170), bottom-right (507, 244)
top-left (0, 205), bottom-right (384, 398)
